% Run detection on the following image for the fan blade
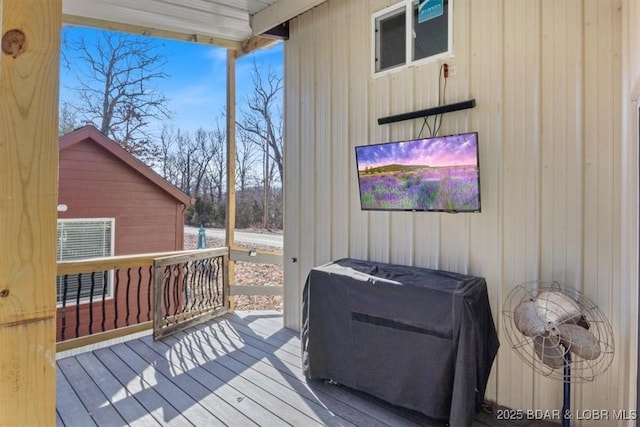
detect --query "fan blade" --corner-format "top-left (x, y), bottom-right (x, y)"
top-left (535, 290), bottom-right (582, 325)
top-left (558, 323), bottom-right (601, 360)
top-left (533, 335), bottom-right (566, 369)
top-left (576, 315), bottom-right (591, 330)
top-left (514, 300), bottom-right (546, 337)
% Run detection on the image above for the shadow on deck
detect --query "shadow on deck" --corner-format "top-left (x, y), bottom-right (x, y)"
top-left (56, 310), bottom-right (558, 427)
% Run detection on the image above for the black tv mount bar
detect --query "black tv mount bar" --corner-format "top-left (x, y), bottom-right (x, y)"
top-left (378, 99), bottom-right (476, 125)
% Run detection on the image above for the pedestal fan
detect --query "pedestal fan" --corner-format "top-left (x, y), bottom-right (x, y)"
top-left (502, 281), bottom-right (614, 427)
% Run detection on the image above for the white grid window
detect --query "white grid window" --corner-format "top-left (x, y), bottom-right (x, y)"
top-left (56, 218), bottom-right (114, 305)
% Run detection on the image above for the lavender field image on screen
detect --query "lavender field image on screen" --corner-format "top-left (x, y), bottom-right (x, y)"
top-left (356, 133), bottom-right (480, 212)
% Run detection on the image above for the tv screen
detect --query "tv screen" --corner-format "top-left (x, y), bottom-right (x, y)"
top-left (355, 132), bottom-right (481, 212)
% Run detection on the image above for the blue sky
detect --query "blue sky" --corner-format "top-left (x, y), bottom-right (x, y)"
top-left (60, 26), bottom-right (283, 135)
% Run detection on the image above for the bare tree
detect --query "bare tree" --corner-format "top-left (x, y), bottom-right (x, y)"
top-left (59, 101), bottom-right (80, 136)
top-left (159, 124), bottom-right (179, 183)
top-left (206, 121), bottom-right (226, 204)
top-left (237, 60), bottom-right (283, 180)
top-left (191, 127), bottom-right (220, 196)
top-left (237, 60), bottom-right (283, 229)
top-left (236, 134), bottom-right (259, 194)
top-left (173, 130), bottom-right (198, 195)
top-left (63, 29), bottom-right (171, 161)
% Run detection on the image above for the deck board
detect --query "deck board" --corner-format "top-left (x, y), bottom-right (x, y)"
top-left (56, 311), bottom-right (551, 427)
top-left (90, 347), bottom-right (193, 426)
top-left (137, 337), bottom-right (290, 427)
top-left (57, 357), bottom-right (127, 426)
top-left (108, 343), bottom-right (225, 426)
top-left (139, 334), bottom-right (309, 426)
top-left (159, 332), bottom-right (329, 427)
top-left (125, 339), bottom-right (259, 427)
top-left (56, 366), bottom-right (98, 427)
top-left (74, 352), bottom-right (163, 426)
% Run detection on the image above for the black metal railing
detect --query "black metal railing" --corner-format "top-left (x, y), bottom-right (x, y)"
top-left (153, 248), bottom-right (229, 340)
top-left (56, 251), bottom-right (202, 350)
top-left (55, 247), bottom-right (283, 350)
top-left (58, 267), bottom-right (156, 341)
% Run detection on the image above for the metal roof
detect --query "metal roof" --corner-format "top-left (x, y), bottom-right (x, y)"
top-left (62, 0), bottom-right (278, 49)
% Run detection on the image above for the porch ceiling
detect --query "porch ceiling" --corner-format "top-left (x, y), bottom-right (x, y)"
top-left (62, 0), bottom-right (278, 49)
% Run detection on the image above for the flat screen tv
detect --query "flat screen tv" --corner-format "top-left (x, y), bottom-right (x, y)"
top-left (355, 132), bottom-right (481, 212)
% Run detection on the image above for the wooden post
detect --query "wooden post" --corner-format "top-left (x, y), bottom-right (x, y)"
top-left (0, 0), bottom-right (61, 425)
top-left (226, 49), bottom-right (237, 311)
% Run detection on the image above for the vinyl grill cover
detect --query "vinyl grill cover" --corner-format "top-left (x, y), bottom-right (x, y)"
top-left (301, 258), bottom-right (499, 427)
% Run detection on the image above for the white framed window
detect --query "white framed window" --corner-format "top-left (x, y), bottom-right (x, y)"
top-left (373, 0), bottom-right (453, 76)
top-left (56, 218), bottom-right (115, 305)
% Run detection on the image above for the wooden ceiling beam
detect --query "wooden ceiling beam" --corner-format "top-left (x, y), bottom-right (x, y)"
top-left (234, 35), bottom-right (278, 59)
top-left (62, 14), bottom-right (243, 50)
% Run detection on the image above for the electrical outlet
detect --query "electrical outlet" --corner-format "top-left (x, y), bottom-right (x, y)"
top-left (448, 65), bottom-right (458, 76)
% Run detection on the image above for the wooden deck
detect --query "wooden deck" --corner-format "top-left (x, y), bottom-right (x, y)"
top-left (56, 311), bottom-right (556, 427)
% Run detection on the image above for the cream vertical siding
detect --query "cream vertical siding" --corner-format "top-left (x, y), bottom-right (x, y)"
top-left (622, 0), bottom-right (640, 417)
top-left (284, 0), bottom-right (637, 422)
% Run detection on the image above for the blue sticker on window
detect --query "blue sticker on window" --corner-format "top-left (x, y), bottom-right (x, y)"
top-left (419, 0), bottom-right (443, 23)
